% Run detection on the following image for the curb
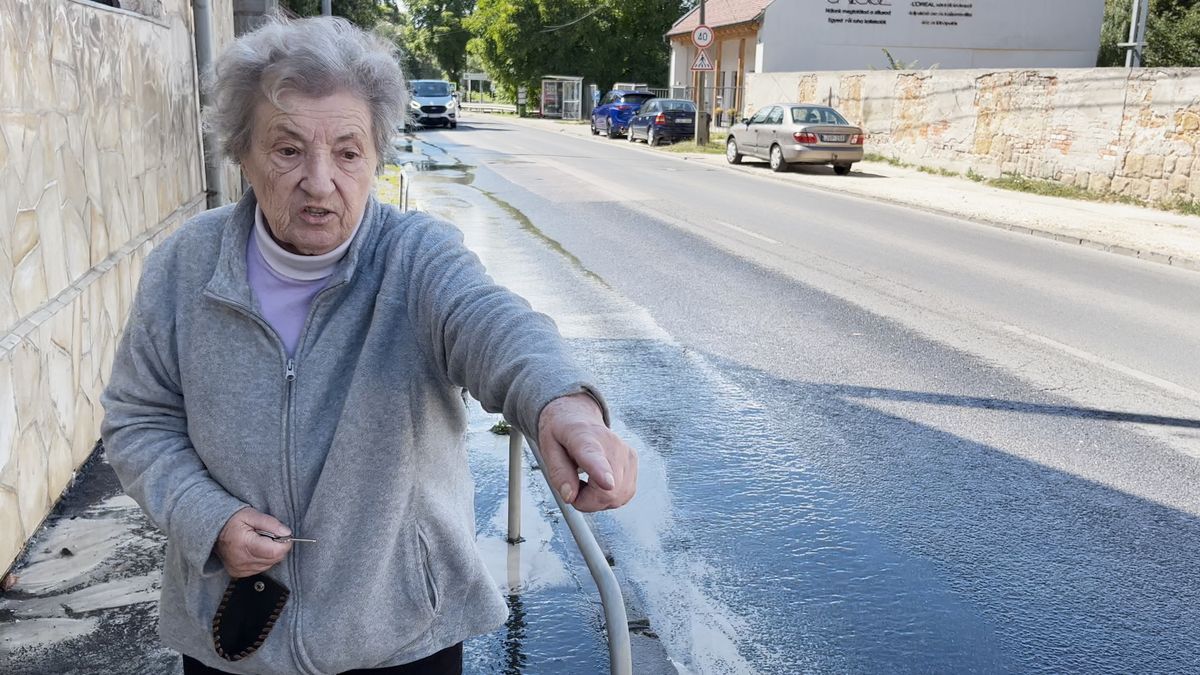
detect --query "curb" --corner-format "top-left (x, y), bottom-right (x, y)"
top-left (466, 113), bottom-right (1200, 274)
top-left (712, 159), bottom-right (1200, 274)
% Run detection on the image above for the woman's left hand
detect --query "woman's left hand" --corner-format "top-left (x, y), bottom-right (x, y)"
top-left (537, 393), bottom-right (638, 512)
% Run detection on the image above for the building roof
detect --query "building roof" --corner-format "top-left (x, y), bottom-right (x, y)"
top-left (666, 0), bottom-right (774, 37)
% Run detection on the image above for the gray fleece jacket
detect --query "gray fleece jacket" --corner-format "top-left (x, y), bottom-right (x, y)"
top-left (100, 191), bottom-right (605, 674)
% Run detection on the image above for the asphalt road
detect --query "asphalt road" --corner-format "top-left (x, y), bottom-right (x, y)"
top-left (402, 116), bottom-right (1200, 674)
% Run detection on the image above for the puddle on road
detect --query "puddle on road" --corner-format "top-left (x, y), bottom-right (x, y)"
top-left (478, 189), bottom-right (609, 289)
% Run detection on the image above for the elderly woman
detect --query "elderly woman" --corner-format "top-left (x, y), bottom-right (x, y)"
top-left (100, 16), bottom-right (636, 675)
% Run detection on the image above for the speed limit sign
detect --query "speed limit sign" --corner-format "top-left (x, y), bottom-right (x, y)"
top-left (692, 24), bottom-right (714, 49)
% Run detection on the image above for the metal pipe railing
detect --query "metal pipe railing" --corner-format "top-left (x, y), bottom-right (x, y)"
top-left (506, 428), bottom-right (633, 675)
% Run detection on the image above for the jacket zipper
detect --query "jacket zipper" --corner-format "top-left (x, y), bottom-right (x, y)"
top-left (204, 283), bottom-right (344, 675)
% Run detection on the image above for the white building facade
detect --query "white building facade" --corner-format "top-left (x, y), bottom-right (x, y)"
top-left (668, 0), bottom-right (1108, 121)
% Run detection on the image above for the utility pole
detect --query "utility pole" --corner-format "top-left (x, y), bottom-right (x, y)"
top-left (1123, 0), bottom-right (1150, 67)
top-left (695, 0), bottom-right (709, 147)
top-left (322, 0), bottom-right (331, 15)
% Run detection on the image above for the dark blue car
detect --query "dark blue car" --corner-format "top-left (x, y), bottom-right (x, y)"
top-left (590, 90), bottom-right (655, 139)
top-left (627, 99), bottom-right (698, 146)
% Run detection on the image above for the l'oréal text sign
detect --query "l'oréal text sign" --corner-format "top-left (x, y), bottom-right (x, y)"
top-left (758, 0), bottom-right (1106, 71)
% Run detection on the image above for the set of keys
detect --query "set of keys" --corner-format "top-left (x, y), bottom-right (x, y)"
top-left (254, 529), bottom-right (317, 544)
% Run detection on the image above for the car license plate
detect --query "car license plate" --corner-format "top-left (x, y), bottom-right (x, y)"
top-left (823, 134), bottom-right (847, 142)
top-left (677, 117), bottom-right (694, 124)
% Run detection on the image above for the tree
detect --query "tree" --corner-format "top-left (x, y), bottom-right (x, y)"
top-left (405, 0), bottom-right (476, 83)
top-left (1097, 0), bottom-right (1200, 67)
top-left (375, 19), bottom-right (444, 81)
top-left (466, 0), bottom-right (686, 99)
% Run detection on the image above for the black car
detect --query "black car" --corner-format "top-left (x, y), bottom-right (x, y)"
top-left (627, 99), bottom-right (697, 146)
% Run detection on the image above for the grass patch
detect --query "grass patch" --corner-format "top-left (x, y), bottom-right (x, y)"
top-left (1164, 198), bottom-right (1200, 217)
top-left (864, 152), bottom-right (911, 168)
top-left (918, 165), bottom-right (960, 178)
top-left (984, 174), bottom-right (1133, 204)
top-left (980, 173), bottom-right (1200, 215)
top-left (658, 137), bottom-right (728, 154)
top-left (855, 153), bottom-right (1200, 216)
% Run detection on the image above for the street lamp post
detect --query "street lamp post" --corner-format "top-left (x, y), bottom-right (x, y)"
top-left (1123, 0), bottom-right (1150, 67)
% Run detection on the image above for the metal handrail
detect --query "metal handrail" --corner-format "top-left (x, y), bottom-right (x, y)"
top-left (506, 429), bottom-right (633, 675)
top-left (460, 102), bottom-right (518, 114)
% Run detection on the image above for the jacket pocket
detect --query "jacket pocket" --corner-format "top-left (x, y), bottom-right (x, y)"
top-left (416, 525), bottom-right (440, 616)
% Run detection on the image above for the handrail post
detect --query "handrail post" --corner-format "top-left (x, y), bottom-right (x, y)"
top-left (507, 428), bottom-right (633, 675)
top-left (506, 429), bottom-right (523, 544)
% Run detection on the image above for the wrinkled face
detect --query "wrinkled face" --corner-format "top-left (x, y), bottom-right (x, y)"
top-left (241, 90), bottom-right (377, 255)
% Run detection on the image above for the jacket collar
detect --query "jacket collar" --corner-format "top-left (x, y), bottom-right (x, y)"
top-left (204, 188), bottom-right (380, 308)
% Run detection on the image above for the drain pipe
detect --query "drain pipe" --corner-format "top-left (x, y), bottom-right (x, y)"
top-left (193, 0), bottom-right (227, 208)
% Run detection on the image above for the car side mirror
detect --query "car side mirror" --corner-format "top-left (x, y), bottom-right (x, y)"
top-left (743, 118), bottom-right (751, 126)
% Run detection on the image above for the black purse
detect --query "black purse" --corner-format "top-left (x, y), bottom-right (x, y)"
top-left (212, 574), bottom-right (289, 661)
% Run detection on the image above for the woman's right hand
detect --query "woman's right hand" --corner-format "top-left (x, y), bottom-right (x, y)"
top-left (215, 507), bottom-right (294, 578)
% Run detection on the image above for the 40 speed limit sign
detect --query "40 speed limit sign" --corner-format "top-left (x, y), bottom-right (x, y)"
top-left (692, 24), bottom-right (714, 49)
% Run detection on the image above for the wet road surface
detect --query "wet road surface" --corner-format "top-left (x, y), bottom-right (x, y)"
top-left (401, 116), bottom-right (1200, 674)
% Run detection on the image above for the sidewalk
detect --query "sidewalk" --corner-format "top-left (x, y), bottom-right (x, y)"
top-left (472, 112), bottom-right (1200, 272)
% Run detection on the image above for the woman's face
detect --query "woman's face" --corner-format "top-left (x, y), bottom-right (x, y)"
top-left (241, 90), bottom-right (377, 255)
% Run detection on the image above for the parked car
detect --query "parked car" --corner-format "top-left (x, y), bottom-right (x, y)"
top-left (409, 79), bottom-right (457, 129)
top-left (627, 99), bottom-right (697, 146)
top-left (725, 103), bottom-right (864, 174)
top-left (590, 90), bottom-right (656, 139)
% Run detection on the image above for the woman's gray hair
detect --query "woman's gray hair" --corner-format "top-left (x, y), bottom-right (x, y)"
top-left (207, 15), bottom-right (407, 170)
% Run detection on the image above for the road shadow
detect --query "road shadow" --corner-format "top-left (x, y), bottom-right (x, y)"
top-left (572, 335), bottom-right (1200, 673)
top-left (735, 161), bottom-right (886, 178)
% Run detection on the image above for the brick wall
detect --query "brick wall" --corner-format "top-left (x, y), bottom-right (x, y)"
top-left (0, 0), bottom-right (234, 572)
top-left (745, 68), bottom-right (1200, 206)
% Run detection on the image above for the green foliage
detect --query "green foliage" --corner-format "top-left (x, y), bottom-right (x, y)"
top-left (375, 18), bottom-right (444, 80)
top-left (466, 0), bottom-right (686, 99)
top-left (881, 48), bottom-right (920, 70)
top-left (405, 0), bottom-right (476, 82)
top-left (658, 138), bottom-right (727, 154)
top-left (1098, 0), bottom-right (1200, 67)
top-left (917, 165), bottom-right (959, 177)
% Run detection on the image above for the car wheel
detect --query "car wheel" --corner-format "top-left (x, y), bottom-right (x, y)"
top-left (648, 127), bottom-right (659, 147)
top-left (628, 125), bottom-right (637, 143)
top-left (726, 137), bottom-right (743, 164)
top-left (833, 163), bottom-right (852, 176)
top-left (770, 144), bottom-right (788, 172)
top-left (607, 119), bottom-right (619, 139)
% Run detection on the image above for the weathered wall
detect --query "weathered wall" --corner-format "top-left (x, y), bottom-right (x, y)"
top-left (0, 0), bottom-right (233, 573)
top-left (745, 68), bottom-right (1200, 205)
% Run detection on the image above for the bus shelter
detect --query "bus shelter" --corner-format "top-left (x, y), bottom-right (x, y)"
top-left (540, 75), bottom-right (583, 120)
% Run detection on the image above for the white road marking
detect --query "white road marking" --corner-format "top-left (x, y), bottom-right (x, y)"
top-left (714, 220), bottom-right (780, 245)
top-left (1001, 323), bottom-right (1200, 403)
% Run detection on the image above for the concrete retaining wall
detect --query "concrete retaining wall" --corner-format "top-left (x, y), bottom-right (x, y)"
top-left (745, 68), bottom-right (1200, 205)
top-left (0, 0), bottom-right (234, 573)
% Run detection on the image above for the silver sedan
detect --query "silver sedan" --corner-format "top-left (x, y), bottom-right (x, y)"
top-left (726, 103), bottom-right (865, 174)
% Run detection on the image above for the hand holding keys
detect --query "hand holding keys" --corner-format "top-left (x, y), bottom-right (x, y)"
top-left (254, 529), bottom-right (317, 544)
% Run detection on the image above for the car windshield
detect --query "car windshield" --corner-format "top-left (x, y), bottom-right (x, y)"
top-left (792, 107), bottom-right (849, 125)
top-left (412, 81), bottom-right (452, 97)
top-left (659, 100), bottom-right (696, 112)
top-left (620, 93), bottom-right (655, 105)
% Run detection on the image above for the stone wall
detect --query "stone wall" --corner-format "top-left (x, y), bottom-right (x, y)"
top-left (745, 68), bottom-right (1200, 206)
top-left (0, 0), bottom-right (229, 573)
